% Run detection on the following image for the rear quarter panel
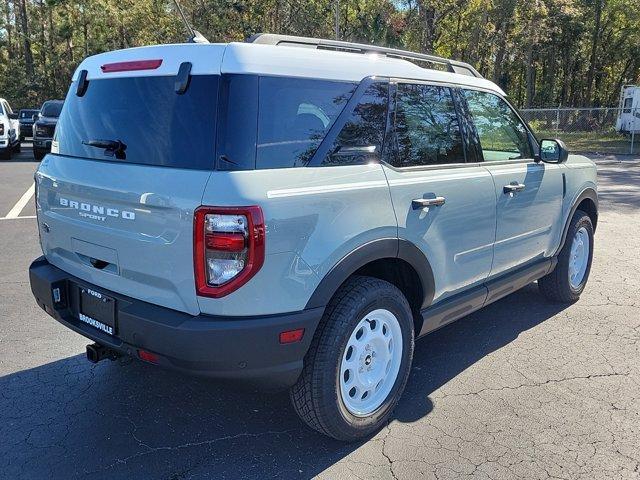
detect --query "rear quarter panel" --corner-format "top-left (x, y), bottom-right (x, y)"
top-left (199, 164), bottom-right (397, 316)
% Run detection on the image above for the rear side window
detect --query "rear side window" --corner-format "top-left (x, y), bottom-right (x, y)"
top-left (322, 82), bottom-right (389, 166)
top-left (55, 75), bottom-right (219, 170)
top-left (623, 97), bottom-right (633, 113)
top-left (256, 77), bottom-right (356, 169)
top-left (391, 83), bottom-right (464, 167)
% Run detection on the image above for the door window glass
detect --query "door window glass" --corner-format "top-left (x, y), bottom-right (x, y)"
top-left (392, 84), bottom-right (464, 167)
top-left (463, 90), bottom-right (532, 161)
top-left (323, 82), bottom-right (388, 166)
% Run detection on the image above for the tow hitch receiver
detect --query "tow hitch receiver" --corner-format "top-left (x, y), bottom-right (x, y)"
top-left (86, 343), bottom-right (120, 363)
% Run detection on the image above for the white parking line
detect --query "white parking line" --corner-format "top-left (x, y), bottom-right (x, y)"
top-left (0, 215), bottom-right (36, 221)
top-left (3, 184), bottom-right (35, 219)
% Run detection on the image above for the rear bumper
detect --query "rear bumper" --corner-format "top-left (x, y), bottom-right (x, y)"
top-left (29, 256), bottom-right (323, 388)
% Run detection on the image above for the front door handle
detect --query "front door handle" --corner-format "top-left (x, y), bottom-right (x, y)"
top-left (503, 182), bottom-right (526, 194)
top-left (412, 196), bottom-right (446, 209)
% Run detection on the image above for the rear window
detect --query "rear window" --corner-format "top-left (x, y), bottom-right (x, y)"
top-left (256, 77), bottom-right (357, 169)
top-left (55, 75), bottom-right (219, 170)
top-left (20, 110), bottom-right (37, 119)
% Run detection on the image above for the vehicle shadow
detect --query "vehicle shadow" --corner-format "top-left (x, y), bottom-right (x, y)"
top-left (1, 283), bottom-right (567, 480)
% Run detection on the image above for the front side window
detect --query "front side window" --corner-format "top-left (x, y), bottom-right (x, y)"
top-left (463, 90), bottom-right (532, 161)
top-left (391, 83), bottom-right (464, 167)
top-left (323, 82), bottom-right (389, 166)
top-left (256, 77), bottom-right (356, 169)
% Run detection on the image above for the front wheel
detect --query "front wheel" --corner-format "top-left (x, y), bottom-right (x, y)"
top-left (290, 276), bottom-right (415, 441)
top-left (539, 210), bottom-right (594, 302)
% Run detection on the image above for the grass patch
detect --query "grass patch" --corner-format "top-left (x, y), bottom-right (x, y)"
top-left (534, 130), bottom-right (636, 154)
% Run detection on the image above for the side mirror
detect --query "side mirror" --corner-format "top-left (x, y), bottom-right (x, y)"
top-left (32, 114), bottom-right (38, 122)
top-left (538, 138), bottom-right (569, 163)
top-left (8, 113), bottom-right (18, 120)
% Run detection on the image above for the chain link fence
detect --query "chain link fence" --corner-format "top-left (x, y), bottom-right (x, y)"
top-left (520, 107), bottom-right (639, 155)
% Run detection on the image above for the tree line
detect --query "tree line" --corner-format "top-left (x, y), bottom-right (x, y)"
top-left (1, 0), bottom-right (638, 110)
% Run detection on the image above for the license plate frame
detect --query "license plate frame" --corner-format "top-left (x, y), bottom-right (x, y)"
top-left (78, 286), bottom-right (116, 336)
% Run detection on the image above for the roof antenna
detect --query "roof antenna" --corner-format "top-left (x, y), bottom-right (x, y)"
top-left (172, 0), bottom-right (209, 44)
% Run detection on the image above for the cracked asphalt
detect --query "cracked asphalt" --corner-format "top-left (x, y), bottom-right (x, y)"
top-left (1, 150), bottom-right (639, 479)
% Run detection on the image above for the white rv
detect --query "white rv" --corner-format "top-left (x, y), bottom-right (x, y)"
top-left (616, 85), bottom-right (640, 134)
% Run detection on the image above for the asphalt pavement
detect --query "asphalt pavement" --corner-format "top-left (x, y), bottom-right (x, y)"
top-left (1, 149), bottom-right (639, 479)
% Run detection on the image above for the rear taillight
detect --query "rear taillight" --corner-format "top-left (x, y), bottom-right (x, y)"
top-left (194, 206), bottom-right (265, 298)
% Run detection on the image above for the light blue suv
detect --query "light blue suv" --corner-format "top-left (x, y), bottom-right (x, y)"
top-left (29, 35), bottom-right (597, 441)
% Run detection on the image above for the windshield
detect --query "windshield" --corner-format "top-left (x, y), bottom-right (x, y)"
top-left (41, 102), bottom-right (63, 117)
top-left (55, 75), bottom-right (219, 169)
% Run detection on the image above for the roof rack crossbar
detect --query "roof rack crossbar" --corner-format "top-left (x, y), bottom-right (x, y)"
top-left (247, 33), bottom-right (482, 78)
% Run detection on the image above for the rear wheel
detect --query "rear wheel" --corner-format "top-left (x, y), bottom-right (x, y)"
top-left (290, 276), bottom-right (414, 441)
top-left (539, 210), bottom-right (594, 302)
top-left (33, 149), bottom-right (44, 161)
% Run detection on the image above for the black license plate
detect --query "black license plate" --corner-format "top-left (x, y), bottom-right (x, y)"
top-left (78, 287), bottom-right (116, 336)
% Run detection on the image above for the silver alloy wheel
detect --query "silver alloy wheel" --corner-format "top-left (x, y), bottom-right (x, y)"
top-left (569, 226), bottom-right (590, 289)
top-left (339, 309), bottom-right (403, 417)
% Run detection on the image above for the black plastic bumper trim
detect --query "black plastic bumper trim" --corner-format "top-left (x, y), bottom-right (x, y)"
top-left (29, 256), bottom-right (324, 388)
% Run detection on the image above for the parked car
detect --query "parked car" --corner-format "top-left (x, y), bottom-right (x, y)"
top-left (29, 35), bottom-right (598, 441)
top-left (0, 98), bottom-right (20, 159)
top-left (18, 108), bottom-right (40, 141)
top-left (33, 100), bottom-right (64, 160)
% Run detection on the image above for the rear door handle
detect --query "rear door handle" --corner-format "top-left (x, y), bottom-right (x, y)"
top-left (503, 183), bottom-right (526, 194)
top-left (412, 196), bottom-right (446, 209)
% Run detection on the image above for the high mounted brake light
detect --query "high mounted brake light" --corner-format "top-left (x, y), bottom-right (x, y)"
top-left (100, 59), bottom-right (163, 73)
top-left (194, 206), bottom-right (265, 298)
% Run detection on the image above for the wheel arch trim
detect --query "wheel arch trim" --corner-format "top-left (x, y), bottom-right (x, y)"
top-left (304, 238), bottom-right (435, 310)
top-left (556, 187), bottom-right (598, 256)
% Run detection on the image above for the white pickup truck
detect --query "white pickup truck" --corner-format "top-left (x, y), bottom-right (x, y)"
top-left (0, 97), bottom-right (21, 159)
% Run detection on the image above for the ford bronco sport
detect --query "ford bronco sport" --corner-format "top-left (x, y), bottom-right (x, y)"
top-left (29, 34), bottom-right (598, 441)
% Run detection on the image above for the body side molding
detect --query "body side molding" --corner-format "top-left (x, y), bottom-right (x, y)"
top-left (418, 257), bottom-right (555, 337)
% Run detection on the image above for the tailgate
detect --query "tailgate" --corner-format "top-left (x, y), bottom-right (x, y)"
top-left (36, 155), bottom-right (210, 315)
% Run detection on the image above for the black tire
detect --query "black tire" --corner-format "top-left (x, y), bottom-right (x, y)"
top-left (290, 276), bottom-right (415, 441)
top-left (14, 142), bottom-right (21, 153)
top-left (0, 149), bottom-right (11, 160)
top-left (33, 149), bottom-right (44, 161)
top-left (539, 210), bottom-right (594, 303)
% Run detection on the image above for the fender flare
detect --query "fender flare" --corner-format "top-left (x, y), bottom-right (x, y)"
top-left (304, 238), bottom-right (435, 310)
top-left (555, 187), bottom-right (598, 256)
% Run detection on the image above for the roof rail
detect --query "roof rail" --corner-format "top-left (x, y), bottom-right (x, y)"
top-left (247, 33), bottom-right (482, 78)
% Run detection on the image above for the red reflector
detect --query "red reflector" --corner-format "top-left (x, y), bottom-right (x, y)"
top-left (101, 59), bottom-right (163, 73)
top-left (279, 328), bottom-right (305, 344)
top-left (138, 349), bottom-right (159, 364)
top-left (205, 232), bottom-right (245, 251)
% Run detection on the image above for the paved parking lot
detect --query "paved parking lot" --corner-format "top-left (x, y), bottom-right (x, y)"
top-left (1, 149), bottom-right (639, 480)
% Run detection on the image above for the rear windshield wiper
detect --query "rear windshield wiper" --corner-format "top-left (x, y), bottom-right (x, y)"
top-left (82, 139), bottom-right (127, 160)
